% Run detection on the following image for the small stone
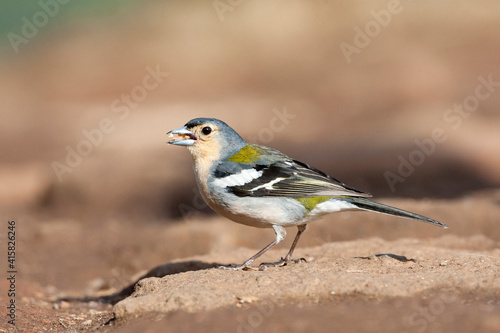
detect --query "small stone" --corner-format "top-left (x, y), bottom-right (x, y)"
top-left (88, 301), bottom-right (99, 308)
top-left (60, 301), bottom-right (71, 309)
top-left (88, 309), bottom-right (100, 316)
top-left (237, 296), bottom-right (259, 304)
top-left (82, 320), bottom-right (92, 326)
top-left (88, 278), bottom-right (105, 291)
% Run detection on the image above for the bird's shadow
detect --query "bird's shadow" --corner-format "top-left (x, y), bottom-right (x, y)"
top-left (57, 260), bottom-right (220, 305)
top-left (353, 253), bottom-right (417, 262)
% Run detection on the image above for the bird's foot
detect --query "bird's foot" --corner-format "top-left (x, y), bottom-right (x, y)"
top-left (217, 263), bottom-right (262, 271)
top-left (218, 255), bottom-right (307, 271)
top-left (258, 256), bottom-right (307, 269)
top-left (217, 258), bottom-right (263, 271)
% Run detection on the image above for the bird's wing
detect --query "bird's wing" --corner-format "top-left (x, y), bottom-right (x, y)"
top-left (215, 153), bottom-right (371, 198)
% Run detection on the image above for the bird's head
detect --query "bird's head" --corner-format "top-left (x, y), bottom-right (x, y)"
top-left (167, 118), bottom-right (246, 161)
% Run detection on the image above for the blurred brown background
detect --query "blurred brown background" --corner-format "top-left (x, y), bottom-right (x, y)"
top-left (1, 1), bottom-right (500, 331)
top-left (2, 1), bottom-right (500, 216)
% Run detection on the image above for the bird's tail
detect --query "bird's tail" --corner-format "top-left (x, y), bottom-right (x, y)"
top-left (342, 197), bottom-right (448, 229)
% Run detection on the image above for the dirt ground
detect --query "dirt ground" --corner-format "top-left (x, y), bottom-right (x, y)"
top-left (1, 1), bottom-right (500, 332)
top-left (2, 195), bottom-right (500, 332)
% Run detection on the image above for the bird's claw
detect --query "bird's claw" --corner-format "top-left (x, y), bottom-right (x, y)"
top-left (258, 256), bottom-right (307, 268)
top-left (218, 257), bottom-right (307, 271)
top-left (217, 263), bottom-right (261, 271)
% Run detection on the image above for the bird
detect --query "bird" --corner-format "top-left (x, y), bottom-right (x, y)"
top-left (166, 117), bottom-right (448, 270)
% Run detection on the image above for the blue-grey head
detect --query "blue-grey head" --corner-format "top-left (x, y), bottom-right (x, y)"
top-left (167, 118), bottom-right (247, 161)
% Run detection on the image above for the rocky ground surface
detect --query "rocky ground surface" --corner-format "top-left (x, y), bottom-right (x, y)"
top-left (2, 194), bottom-right (500, 332)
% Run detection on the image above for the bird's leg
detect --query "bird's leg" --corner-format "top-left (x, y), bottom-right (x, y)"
top-left (283, 224), bottom-right (307, 263)
top-left (218, 225), bottom-right (286, 271)
top-left (259, 224), bottom-right (307, 268)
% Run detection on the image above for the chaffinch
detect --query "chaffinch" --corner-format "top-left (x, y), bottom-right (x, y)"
top-left (167, 117), bottom-right (448, 270)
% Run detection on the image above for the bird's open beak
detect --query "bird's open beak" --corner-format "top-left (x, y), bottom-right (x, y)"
top-left (167, 126), bottom-right (197, 146)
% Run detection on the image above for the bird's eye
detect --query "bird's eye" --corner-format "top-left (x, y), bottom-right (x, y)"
top-left (202, 126), bottom-right (212, 135)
